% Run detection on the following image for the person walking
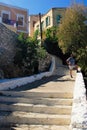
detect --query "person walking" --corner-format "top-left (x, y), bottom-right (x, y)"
top-left (66, 54), bottom-right (78, 78)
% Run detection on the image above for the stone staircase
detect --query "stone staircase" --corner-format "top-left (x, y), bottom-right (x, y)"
top-left (0, 88), bottom-right (73, 130)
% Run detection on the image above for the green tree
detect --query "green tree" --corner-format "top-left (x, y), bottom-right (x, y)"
top-left (58, 4), bottom-right (87, 75)
top-left (14, 33), bottom-right (47, 76)
top-left (43, 26), bottom-right (65, 63)
top-left (14, 33), bottom-right (38, 75)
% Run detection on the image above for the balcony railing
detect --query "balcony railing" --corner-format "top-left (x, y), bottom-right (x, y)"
top-left (0, 17), bottom-right (17, 27)
top-left (2, 19), bottom-right (16, 26)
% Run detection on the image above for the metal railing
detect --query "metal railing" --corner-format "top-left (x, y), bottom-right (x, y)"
top-left (0, 17), bottom-right (17, 27)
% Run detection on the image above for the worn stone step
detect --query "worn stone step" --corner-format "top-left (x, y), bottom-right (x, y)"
top-left (0, 111), bottom-right (71, 125)
top-left (12, 125), bottom-right (71, 130)
top-left (0, 103), bottom-right (72, 115)
top-left (0, 90), bottom-right (73, 98)
top-left (0, 96), bottom-right (72, 106)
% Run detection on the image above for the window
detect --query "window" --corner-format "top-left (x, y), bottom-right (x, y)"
top-left (46, 16), bottom-right (50, 27)
top-left (1, 10), bottom-right (10, 24)
top-left (56, 15), bottom-right (62, 24)
top-left (17, 14), bottom-right (24, 27)
top-left (2, 13), bottom-right (9, 23)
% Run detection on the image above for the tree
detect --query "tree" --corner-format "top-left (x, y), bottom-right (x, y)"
top-left (58, 4), bottom-right (87, 75)
top-left (43, 26), bottom-right (66, 64)
top-left (14, 33), bottom-right (38, 75)
top-left (14, 33), bottom-right (47, 76)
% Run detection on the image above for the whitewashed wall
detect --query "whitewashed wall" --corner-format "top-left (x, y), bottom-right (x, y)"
top-left (0, 55), bottom-right (70, 90)
top-left (0, 56), bottom-right (55, 90)
top-left (70, 72), bottom-right (87, 130)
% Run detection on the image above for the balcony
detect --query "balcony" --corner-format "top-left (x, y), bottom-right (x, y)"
top-left (0, 17), bottom-right (17, 27)
top-left (0, 17), bottom-right (17, 32)
top-left (2, 19), bottom-right (16, 26)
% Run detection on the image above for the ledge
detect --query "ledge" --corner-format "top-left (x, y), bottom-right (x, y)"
top-left (70, 72), bottom-right (87, 129)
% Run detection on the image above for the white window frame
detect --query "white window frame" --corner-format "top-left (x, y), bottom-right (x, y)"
top-left (1, 10), bottom-right (11, 20)
top-left (17, 14), bottom-right (24, 27)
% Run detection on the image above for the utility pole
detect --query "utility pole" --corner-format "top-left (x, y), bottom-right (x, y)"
top-left (39, 13), bottom-right (42, 42)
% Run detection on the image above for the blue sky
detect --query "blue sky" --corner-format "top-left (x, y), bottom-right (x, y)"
top-left (0, 0), bottom-right (87, 15)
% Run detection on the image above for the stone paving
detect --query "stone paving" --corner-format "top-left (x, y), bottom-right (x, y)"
top-left (11, 74), bottom-right (76, 92)
top-left (0, 73), bottom-right (76, 130)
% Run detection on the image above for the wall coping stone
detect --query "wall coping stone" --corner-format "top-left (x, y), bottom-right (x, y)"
top-left (70, 72), bottom-right (87, 130)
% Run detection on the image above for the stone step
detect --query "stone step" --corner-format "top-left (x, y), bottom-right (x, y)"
top-left (0, 111), bottom-right (71, 125)
top-left (0, 90), bottom-right (73, 98)
top-left (0, 103), bottom-right (72, 115)
top-left (0, 96), bottom-right (72, 106)
top-left (12, 125), bottom-right (70, 130)
top-left (0, 125), bottom-right (71, 130)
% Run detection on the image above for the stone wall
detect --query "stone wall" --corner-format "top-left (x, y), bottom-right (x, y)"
top-left (0, 23), bottom-right (52, 78)
top-left (39, 52), bottom-right (52, 72)
top-left (3, 23), bottom-right (17, 33)
top-left (70, 72), bottom-right (87, 129)
top-left (0, 23), bottom-right (17, 47)
top-left (0, 23), bottom-right (18, 78)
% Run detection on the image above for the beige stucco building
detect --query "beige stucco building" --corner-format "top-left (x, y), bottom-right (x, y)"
top-left (29, 15), bottom-right (39, 37)
top-left (29, 8), bottom-right (66, 37)
top-left (0, 2), bottom-right (29, 34)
